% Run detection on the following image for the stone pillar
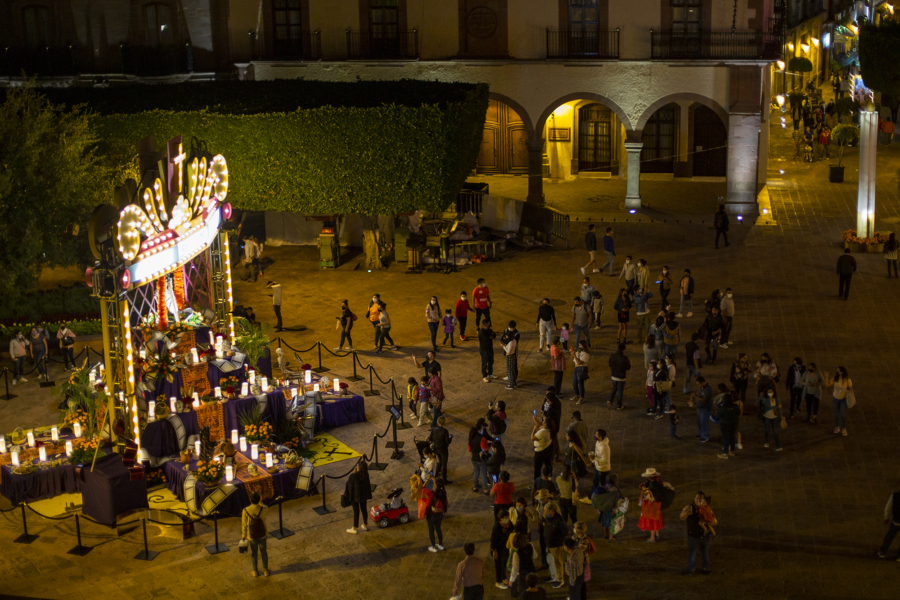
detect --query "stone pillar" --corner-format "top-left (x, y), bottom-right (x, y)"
top-left (624, 142), bottom-right (642, 209)
top-left (526, 140), bottom-right (545, 205)
top-left (725, 113), bottom-right (761, 214)
top-left (857, 105), bottom-right (878, 238)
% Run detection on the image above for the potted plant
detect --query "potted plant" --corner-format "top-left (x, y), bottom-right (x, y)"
top-left (830, 124), bottom-right (860, 183)
top-left (234, 317), bottom-right (272, 372)
top-left (194, 426), bottom-right (224, 489)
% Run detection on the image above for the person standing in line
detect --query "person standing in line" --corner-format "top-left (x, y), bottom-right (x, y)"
top-left (344, 461), bottom-right (372, 534)
top-left (663, 355), bottom-right (677, 414)
top-left (680, 492), bottom-right (716, 575)
top-left (618, 256), bottom-right (636, 298)
top-left (489, 469), bottom-right (515, 518)
top-left (9, 330), bottom-right (29, 384)
top-left (456, 291), bottom-right (474, 341)
top-left (543, 502), bottom-right (568, 589)
top-left (451, 543), bottom-right (484, 600)
top-left (650, 314), bottom-right (666, 360)
top-left (570, 341), bottom-right (590, 405)
top-left (30, 325), bottom-right (49, 379)
top-left (599, 227), bottom-right (616, 276)
top-left (591, 291), bottom-right (604, 330)
top-left (607, 343), bottom-right (630, 410)
top-left (702, 306), bottom-right (723, 365)
top-left (785, 358), bottom-right (806, 419)
top-left (836, 248), bottom-right (857, 300)
top-left (730, 353), bottom-right (751, 404)
top-left (885, 233), bottom-right (900, 278)
top-left (541, 389), bottom-right (563, 461)
top-left (719, 288), bottom-right (735, 349)
top-left (799, 362), bottom-right (824, 425)
top-left (758, 389), bottom-right (783, 451)
top-left (335, 300), bottom-right (355, 351)
top-left (714, 205), bottom-right (730, 249)
top-left (570, 297), bottom-right (593, 350)
top-left (265, 281), bottom-right (283, 332)
top-left (613, 289), bottom-right (631, 345)
top-left (430, 415), bottom-right (452, 483)
top-left (501, 321), bottom-right (520, 388)
top-left (643, 335), bottom-right (658, 371)
top-left (632, 285), bottom-right (653, 344)
top-left (563, 537), bottom-right (586, 598)
top-left (662, 312), bottom-right (681, 359)
top-left (755, 353), bottom-right (779, 396)
top-left (826, 366), bottom-right (853, 437)
top-left (636, 259), bottom-right (650, 293)
top-left (550, 337), bottom-right (567, 396)
top-left (556, 465), bottom-right (578, 526)
top-left (479, 320), bottom-right (496, 382)
top-left (367, 294), bottom-right (386, 348)
top-left (716, 392), bottom-right (741, 459)
top-left (469, 418), bottom-right (492, 493)
top-left (374, 305), bottom-right (396, 354)
top-left (676, 269), bottom-right (695, 318)
top-left (427, 366), bottom-right (445, 425)
top-left (473, 278), bottom-right (492, 327)
top-left (537, 298), bottom-right (557, 352)
top-left (56, 323), bottom-right (76, 370)
top-left (877, 489), bottom-right (900, 559)
top-left (425, 476), bottom-right (449, 552)
top-left (442, 309), bottom-right (457, 348)
top-left (241, 491), bottom-right (270, 577)
top-left (692, 376), bottom-right (712, 443)
top-left (566, 412), bottom-right (590, 455)
top-left (581, 223), bottom-right (598, 276)
top-left (490, 510), bottom-right (514, 589)
top-left (531, 415), bottom-right (553, 480)
top-left (589, 429), bottom-right (611, 491)
top-left (683, 333), bottom-right (702, 394)
top-left (510, 538), bottom-right (541, 599)
top-left (658, 266), bottom-right (673, 311)
top-left (426, 296), bottom-right (441, 353)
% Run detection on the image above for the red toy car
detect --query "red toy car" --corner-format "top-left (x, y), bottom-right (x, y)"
top-left (370, 488), bottom-right (410, 528)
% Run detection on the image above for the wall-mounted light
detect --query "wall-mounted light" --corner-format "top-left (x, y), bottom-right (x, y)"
top-left (776, 60), bottom-right (785, 70)
top-left (811, 37), bottom-right (819, 48)
top-left (800, 43), bottom-right (810, 53)
top-left (776, 94), bottom-right (785, 107)
top-left (788, 42), bottom-right (795, 51)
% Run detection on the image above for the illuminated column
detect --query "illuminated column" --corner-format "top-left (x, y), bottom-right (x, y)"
top-left (221, 232), bottom-right (236, 343)
top-left (857, 103), bottom-right (878, 238)
top-left (624, 142), bottom-right (643, 209)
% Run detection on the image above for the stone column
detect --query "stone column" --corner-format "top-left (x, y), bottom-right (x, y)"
top-left (725, 113), bottom-right (761, 213)
top-left (624, 142), bottom-right (642, 209)
top-left (526, 139), bottom-right (545, 205)
top-left (857, 105), bottom-right (878, 238)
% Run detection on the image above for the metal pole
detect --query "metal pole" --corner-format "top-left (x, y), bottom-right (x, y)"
top-left (370, 433), bottom-right (387, 470)
top-left (313, 341), bottom-right (328, 373)
top-left (133, 518), bottom-right (159, 560)
top-left (387, 415), bottom-right (405, 458)
top-left (205, 513), bottom-right (228, 554)
top-left (269, 497), bottom-right (294, 539)
top-left (67, 514), bottom-right (92, 556)
top-left (3, 367), bottom-right (16, 401)
top-left (313, 475), bottom-right (334, 515)
top-left (14, 504), bottom-right (37, 543)
top-left (364, 365), bottom-right (380, 396)
top-left (348, 350), bottom-right (363, 381)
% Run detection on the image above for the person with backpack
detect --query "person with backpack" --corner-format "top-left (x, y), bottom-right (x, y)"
top-left (56, 323), bottom-right (76, 370)
top-left (344, 461), bottom-right (373, 534)
top-left (714, 204), bottom-right (730, 249)
top-left (241, 491), bottom-right (270, 577)
top-left (335, 300), bottom-right (356, 351)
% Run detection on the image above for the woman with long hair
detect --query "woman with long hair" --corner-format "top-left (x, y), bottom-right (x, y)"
top-left (614, 288), bottom-right (631, 344)
top-left (344, 461), bottom-right (372, 534)
top-left (730, 353), bottom-right (751, 403)
top-left (564, 429), bottom-right (591, 482)
top-left (826, 366), bottom-right (853, 436)
top-left (336, 299), bottom-right (354, 351)
top-left (425, 296), bottom-right (441, 353)
top-left (425, 475), bottom-right (449, 552)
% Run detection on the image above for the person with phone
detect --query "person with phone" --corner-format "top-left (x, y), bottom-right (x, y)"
top-left (470, 418), bottom-right (492, 493)
top-left (490, 471), bottom-right (516, 520)
top-left (483, 440), bottom-right (506, 506)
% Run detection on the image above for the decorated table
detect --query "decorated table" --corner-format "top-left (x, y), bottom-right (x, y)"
top-left (305, 374), bottom-right (367, 431)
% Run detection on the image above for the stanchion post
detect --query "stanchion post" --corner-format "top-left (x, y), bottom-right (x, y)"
top-left (313, 342), bottom-right (329, 373)
top-left (205, 513), bottom-right (229, 554)
top-left (384, 378), bottom-right (396, 411)
top-left (14, 504), bottom-right (38, 544)
top-left (386, 413), bottom-right (405, 456)
top-left (134, 518), bottom-right (160, 561)
top-left (67, 514), bottom-right (93, 556)
top-left (363, 366), bottom-right (380, 397)
top-left (39, 355), bottom-right (55, 388)
top-left (347, 351), bottom-right (364, 382)
top-left (369, 433), bottom-right (388, 471)
top-left (313, 475), bottom-right (335, 515)
top-left (269, 497), bottom-right (294, 539)
top-left (2, 368), bottom-right (16, 401)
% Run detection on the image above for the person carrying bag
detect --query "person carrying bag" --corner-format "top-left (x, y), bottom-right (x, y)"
top-left (241, 491), bottom-right (270, 577)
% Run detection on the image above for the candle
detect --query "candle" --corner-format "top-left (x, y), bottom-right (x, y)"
top-left (192, 392), bottom-right (200, 408)
top-left (304, 369), bottom-right (312, 384)
top-left (194, 440), bottom-right (201, 458)
top-left (74, 422), bottom-right (82, 438)
top-left (0, 436), bottom-right (5, 453)
top-left (139, 348), bottom-right (146, 360)
top-left (191, 348), bottom-right (199, 363)
top-left (241, 382), bottom-right (249, 396)
top-left (170, 397), bottom-right (177, 413)
top-left (334, 378), bottom-right (340, 393)
top-left (239, 436), bottom-right (247, 452)
top-left (119, 391), bottom-right (125, 404)
top-left (290, 387), bottom-right (298, 399)
top-left (214, 386), bottom-right (222, 398)
top-left (265, 452), bottom-right (274, 469)
top-left (216, 335), bottom-right (223, 346)
top-left (249, 370), bottom-right (256, 384)
top-left (231, 429), bottom-right (239, 444)
top-left (148, 401), bottom-right (156, 421)
top-left (89, 371), bottom-right (96, 385)
top-left (38, 446), bottom-right (47, 462)
top-left (313, 383), bottom-right (320, 393)
top-left (26, 431), bottom-right (35, 447)
top-left (225, 465), bottom-right (234, 482)
top-left (261, 377), bottom-right (268, 391)
top-left (51, 426), bottom-right (59, 441)
top-left (11, 451), bottom-right (19, 467)
top-left (209, 331), bottom-right (214, 345)
top-left (251, 443), bottom-right (259, 460)
top-left (65, 440), bottom-right (73, 456)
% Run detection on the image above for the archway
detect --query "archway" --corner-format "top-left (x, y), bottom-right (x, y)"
top-left (691, 104), bottom-right (727, 177)
top-left (476, 95), bottom-right (532, 175)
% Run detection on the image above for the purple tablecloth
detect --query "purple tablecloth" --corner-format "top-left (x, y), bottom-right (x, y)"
top-left (207, 363), bottom-right (246, 391)
top-left (82, 453), bottom-right (148, 526)
top-left (224, 389), bottom-right (288, 436)
top-left (0, 429), bottom-right (89, 504)
top-left (316, 394), bottom-right (367, 430)
top-left (140, 419), bottom-right (180, 457)
top-left (256, 355), bottom-right (273, 379)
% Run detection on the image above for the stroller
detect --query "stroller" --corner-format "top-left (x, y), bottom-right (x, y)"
top-left (370, 487), bottom-right (410, 528)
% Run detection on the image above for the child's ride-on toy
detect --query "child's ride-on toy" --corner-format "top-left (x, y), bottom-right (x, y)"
top-left (370, 487), bottom-right (409, 528)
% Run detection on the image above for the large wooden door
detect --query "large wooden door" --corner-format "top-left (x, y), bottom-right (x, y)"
top-left (692, 105), bottom-right (727, 177)
top-left (477, 99), bottom-right (528, 174)
top-left (641, 104), bottom-right (678, 173)
top-left (578, 104), bottom-right (613, 172)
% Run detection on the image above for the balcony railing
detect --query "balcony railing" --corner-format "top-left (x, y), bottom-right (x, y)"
top-left (546, 30), bottom-right (619, 59)
top-left (0, 45), bottom-right (79, 77)
top-left (235, 31), bottom-right (321, 62)
top-left (651, 31), bottom-right (781, 60)
top-left (346, 30), bottom-right (418, 60)
top-left (121, 43), bottom-right (193, 76)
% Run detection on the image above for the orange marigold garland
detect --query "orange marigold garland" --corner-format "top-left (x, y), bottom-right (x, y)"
top-left (173, 268), bottom-right (186, 311)
top-left (157, 276), bottom-right (168, 330)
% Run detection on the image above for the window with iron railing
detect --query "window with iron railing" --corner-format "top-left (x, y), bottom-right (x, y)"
top-left (370, 0), bottom-right (399, 39)
top-left (145, 3), bottom-right (174, 46)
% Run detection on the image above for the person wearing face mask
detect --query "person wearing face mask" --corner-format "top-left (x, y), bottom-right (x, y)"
top-left (658, 267), bottom-right (673, 311)
top-left (367, 294), bottom-right (386, 348)
top-left (579, 277), bottom-right (595, 305)
top-left (758, 388), bottom-right (783, 451)
top-left (536, 298), bottom-right (557, 352)
top-left (425, 296), bottom-right (441, 353)
top-left (676, 269), bottom-right (694, 318)
top-left (825, 366), bottom-right (853, 436)
top-left (755, 353), bottom-right (779, 396)
top-left (618, 256), bottom-right (636, 298)
top-left (799, 362), bottom-right (824, 424)
top-left (490, 510), bottom-right (515, 589)
top-left (56, 323), bottom-right (77, 370)
top-left (9, 330), bottom-right (29, 384)
top-left (785, 358), bottom-right (806, 419)
top-left (718, 288), bottom-right (735, 349)
top-left (473, 278), bottom-right (492, 327)
top-left (455, 291), bottom-right (474, 341)
top-left (636, 259), bottom-right (650, 292)
top-left (30, 325), bottom-right (49, 379)
top-left (570, 298), bottom-right (593, 350)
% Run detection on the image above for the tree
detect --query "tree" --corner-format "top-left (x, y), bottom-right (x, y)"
top-left (831, 124), bottom-right (859, 168)
top-left (0, 85), bottom-right (133, 316)
top-left (859, 19), bottom-right (900, 96)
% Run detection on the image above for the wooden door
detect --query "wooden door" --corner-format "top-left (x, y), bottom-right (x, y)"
top-left (692, 105), bottom-right (727, 177)
top-left (477, 126), bottom-right (500, 172)
top-left (578, 104), bottom-right (613, 171)
top-left (476, 99), bottom-right (528, 174)
top-left (508, 127), bottom-right (529, 172)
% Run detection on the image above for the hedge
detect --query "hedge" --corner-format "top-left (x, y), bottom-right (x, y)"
top-left (0, 319), bottom-right (102, 338)
top-left (0, 285), bottom-right (100, 324)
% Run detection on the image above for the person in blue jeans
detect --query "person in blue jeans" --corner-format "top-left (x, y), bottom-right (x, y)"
top-left (30, 326), bottom-right (49, 378)
top-left (571, 341), bottom-right (590, 405)
top-left (692, 376), bottom-right (712, 442)
top-left (599, 227), bottom-right (616, 276)
top-left (570, 298), bottom-right (593, 350)
top-left (681, 492), bottom-right (716, 575)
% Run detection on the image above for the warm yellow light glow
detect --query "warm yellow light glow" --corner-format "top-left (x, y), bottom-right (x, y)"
top-left (848, 24), bottom-right (858, 35)
top-left (776, 60), bottom-right (785, 70)
top-left (788, 42), bottom-right (794, 51)
top-left (811, 37), bottom-right (819, 48)
top-left (776, 94), bottom-right (785, 107)
top-left (800, 43), bottom-right (809, 53)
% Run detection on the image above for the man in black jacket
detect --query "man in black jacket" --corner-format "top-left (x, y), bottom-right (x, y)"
top-left (714, 205), bottom-right (730, 249)
top-left (430, 415), bottom-right (452, 484)
top-left (469, 418), bottom-right (491, 493)
top-left (479, 320), bottom-right (497, 382)
top-left (607, 343), bottom-right (631, 409)
top-left (490, 511), bottom-right (514, 589)
top-left (703, 307), bottom-right (723, 364)
top-left (836, 248), bottom-right (857, 300)
top-left (581, 223), bottom-right (598, 276)
top-left (536, 299), bottom-right (557, 352)
top-left (543, 503), bottom-right (568, 588)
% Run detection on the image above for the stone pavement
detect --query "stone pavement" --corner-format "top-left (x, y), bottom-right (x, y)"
top-left (4, 109), bottom-right (900, 600)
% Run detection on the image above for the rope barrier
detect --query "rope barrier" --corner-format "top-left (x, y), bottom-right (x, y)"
top-left (370, 366), bottom-right (393, 386)
top-left (319, 343), bottom-right (353, 359)
top-left (273, 338), bottom-right (320, 354)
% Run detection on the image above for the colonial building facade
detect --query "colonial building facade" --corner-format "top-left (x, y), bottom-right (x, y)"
top-left (1, 1), bottom-right (784, 213)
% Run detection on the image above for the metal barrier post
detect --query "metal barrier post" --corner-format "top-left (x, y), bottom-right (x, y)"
top-left (2, 368), bottom-right (16, 401)
top-left (39, 355), bottom-right (55, 388)
top-left (67, 514), bottom-right (92, 556)
top-left (134, 518), bottom-right (160, 561)
top-left (313, 342), bottom-right (329, 373)
top-left (269, 497), bottom-right (294, 539)
top-left (386, 415), bottom-right (405, 459)
top-left (363, 366), bottom-right (380, 397)
top-left (14, 504), bottom-right (38, 544)
top-left (205, 513), bottom-right (228, 554)
top-left (313, 475), bottom-right (334, 515)
top-left (347, 351), bottom-right (364, 382)
top-left (369, 433), bottom-right (388, 471)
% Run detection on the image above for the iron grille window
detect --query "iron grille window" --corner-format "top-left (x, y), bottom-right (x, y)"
top-left (671, 0), bottom-right (702, 35)
top-left (371, 0), bottom-right (399, 39)
top-left (274, 0), bottom-right (303, 42)
top-left (568, 0), bottom-right (599, 34)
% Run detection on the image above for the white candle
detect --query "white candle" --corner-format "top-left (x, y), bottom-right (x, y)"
top-left (192, 392), bottom-right (200, 408)
top-left (0, 436), bottom-right (5, 453)
top-left (239, 436), bottom-right (247, 452)
top-left (65, 440), bottom-right (73, 456)
top-left (139, 348), bottom-right (146, 360)
top-left (89, 371), bottom-right (96, 385)
top-left (74, 422), bottom-right (82, 438)
top-left (209, 331), bottom-right (215, 345)
top-left (231, 429), bottom-right (239, 444)
top-left (51, 426), bottom-right (59, 441)
top-left (26, 432), bottom-right (35, 447)
top-left (216, 348), bottom-right (223, 359)
top-left (265, 452), bottom-right (273, 468)
top-left (290, 387), bottom-right (297, 399)
top-left (38, 446), bottom-right (47, 462)
top-left (118, 392), bottom-right (125, 404)
top-left (225, 465), bottom-right (234, 482)
top-left (11, 451), bottom-right (19, 467)
top-left (191, 348), bottom-right (199, 363)
top-left (313, 383), bottom-right (320, 393)
top-left (251, 443), bottom-right (259, 460)
top-left (304, 369), bottom-right (312, 384)
top-left (216, 335), bottom-right (223, 346)
top-left (170, 397), bottom-right (177, 413)
top-left (214, 386), bottom-right (222, 398)
top-left (194, 440), bottom-right (201, 458)
top-left (148, 401), bottom-right (156, 421)
top-left (241, 382), bottom-right (249, 396)
top-left (261, 377), bottom-right (269, 391)
top-left (334, 378), bottom-right (340, 393)
top-left (249, 370), bottom-right (256, 384)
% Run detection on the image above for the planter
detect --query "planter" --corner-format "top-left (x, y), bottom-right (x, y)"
top-left (829, 165), bottom-right (845, 183)
top-left (867, 243), bottom-right (885, 253)
top-left (847, 242), bottom-right (862, 252)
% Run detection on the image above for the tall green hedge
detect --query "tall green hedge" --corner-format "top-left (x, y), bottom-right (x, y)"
top-left (85, 81), bottom-right (488, 215)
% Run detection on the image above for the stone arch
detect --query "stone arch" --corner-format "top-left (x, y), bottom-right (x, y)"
top-left (488, 92), bottom-right (535, 138)
top-left (635, 93), bottom-right (728, 131)
top-left (535, 92), bottom-right (632, 141)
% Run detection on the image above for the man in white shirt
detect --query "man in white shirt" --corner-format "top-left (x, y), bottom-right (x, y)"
top-left (266, 281), bottom-right (282, 331)
top-left (589, 429), bottom-right (611, 493)
top-left (531, 415), bottom-right (552, 480)
top-left (244, 237), bottom-right (262, 282)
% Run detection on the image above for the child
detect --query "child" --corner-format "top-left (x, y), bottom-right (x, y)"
top-left (441, 309), bottom-right (457, 347)
top-left (560, 323), bottom-right (570, 351)
top-left (697, 495), bottom-right (717, 537)
top-left (669, 404), bottom-right (679, 439)
top-left (592, 291), bottom-right (604, 330)
top-left (416, 376), bottom-right (431, 427)
top-left (406, 376), bottom-right (419, 421)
